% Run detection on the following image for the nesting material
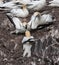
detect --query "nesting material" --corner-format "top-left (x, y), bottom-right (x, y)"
top-left (22, 30), bottom-right (34, 57)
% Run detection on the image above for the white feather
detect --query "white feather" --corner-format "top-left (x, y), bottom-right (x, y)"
top-left (0, 0), bottom-right (4, 7)
top-left (16, 0), bottom-right (31, 4)
top-left (27, 12), bottom-right (55, 30)
top-left (48, 0), bottom-right (59, 7)
top-left (27, 0), bottom-right (46, 10)
top-left (22, 36), bottom-right (34, 57)
top-left (0, 1), bottom-right (22, 9)
top-left (23, 42), bottom-right (32, 57)
top-left (27, 14), bottom-right (39, 29)
top-left (12, 17), bottom-right (26, 33)
top-left (10, 7), bottom-right (29, 17)
top-left (40, 14), bottom-right (54, 24)
top-left (2, 1), bottom-right (16, 8)
top-left (22, 36), bottom-right (34, 43)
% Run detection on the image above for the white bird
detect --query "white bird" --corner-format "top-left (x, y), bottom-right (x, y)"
top-left (15, 0), bottom-right (31, 5)
top-left (10, 5), bottom-right (29, 17)
top-left (0, 1), bottom-right (16, 9)
top-left (22, 30), bottom-right (35, 44)
top-left (6, 14), bottom-right (27, 34)
top-left (27, 12), bottom-right (56, 30)
top-left (6, 11), bottom-right (56, 33)
top-left (26, 0), bottom-right (46, 11)
top-left (0, 0), bottom-right (23, 9)
top-left (48, 0), bottom-right (59, 7)
top-left (22, 30), bottom-right (34, 57)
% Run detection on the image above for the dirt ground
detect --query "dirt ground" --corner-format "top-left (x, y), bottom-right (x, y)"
top-left (0, 0), bottom-right (59, 65)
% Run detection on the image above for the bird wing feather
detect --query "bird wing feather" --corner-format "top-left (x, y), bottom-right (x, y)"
top-left (12, 17), bottom-right (22, 29)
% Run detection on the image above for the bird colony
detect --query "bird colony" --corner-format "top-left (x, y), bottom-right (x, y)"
top-left (0, 0), bottom-right (59, 58)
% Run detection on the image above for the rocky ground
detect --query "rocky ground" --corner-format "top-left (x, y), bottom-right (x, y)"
top-left (0, 0), bottom-right (59, 65)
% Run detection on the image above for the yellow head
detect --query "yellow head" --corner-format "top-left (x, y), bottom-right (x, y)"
top-left (34, 12), bottom-right (41, 16)
top-left (25, 30), bottom-right (31, 37)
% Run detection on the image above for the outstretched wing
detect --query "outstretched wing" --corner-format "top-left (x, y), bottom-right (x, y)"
top-left (41, 14), bottom-right (55, 24)
top-left (6, 13), bottom-right (22, 29)
top-left (12, 17), bottom-right (22, 29)
top-left (6, 14), bottom-right (15, 27)
top-left (27, 15), bottom-right (35, 30)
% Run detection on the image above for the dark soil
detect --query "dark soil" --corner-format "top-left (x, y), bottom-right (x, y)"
top-left (0, 0), bottom-right (59, 65)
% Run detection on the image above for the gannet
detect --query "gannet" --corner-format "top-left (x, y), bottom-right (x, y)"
top-left (27, 12), bottom-right (56, 30)
top-left (0, 0), bottom-right (23, 9)
top-left (6, 11), bottom-right (56, 33)
top-left (6, 14), bottom-right (27, 34)
top-left (27, 0), bottom-right (46, 11)
top-left (10, 5), bottom-right (29, 17)
top-left (22, 30), bottom-right (34, 57)
top-left (48, 0), bottom-right (59, 7)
